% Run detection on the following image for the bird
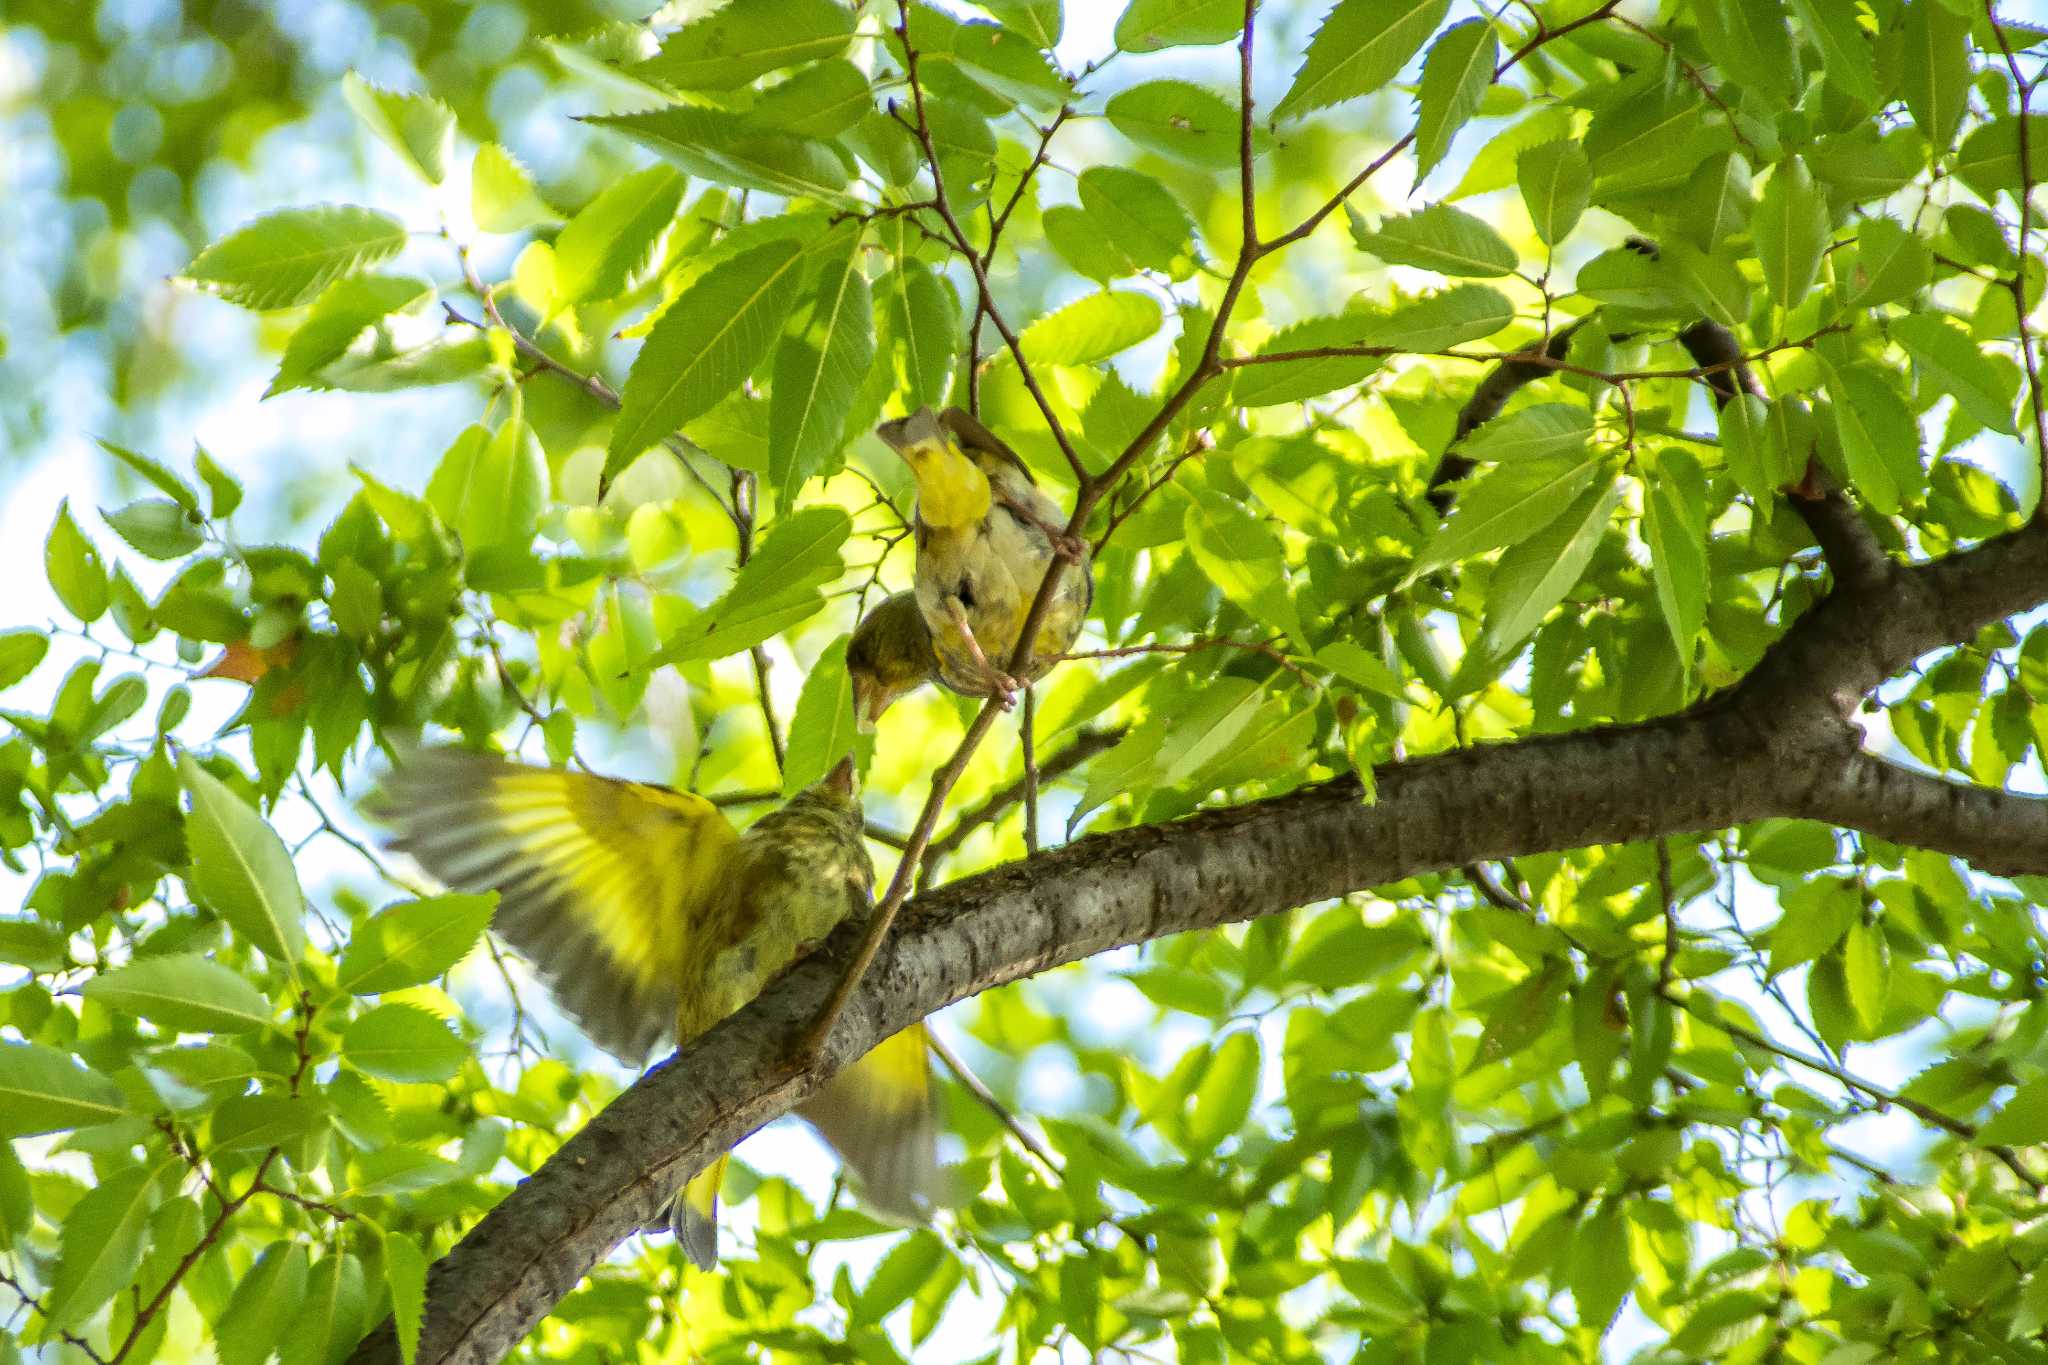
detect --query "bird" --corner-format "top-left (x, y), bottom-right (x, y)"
top-left (874, 407), bottom-right (1093, 707)
top-left (367, 747), bottom-right (938, 1269)
top-left (846, 591), bottom-right (941, 732)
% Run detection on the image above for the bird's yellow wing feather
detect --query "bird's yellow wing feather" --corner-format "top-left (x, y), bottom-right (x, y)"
top-left (373, 747), bottom-right (737, 1064)
top-left (796, 1024), bottom-right (941, 1217)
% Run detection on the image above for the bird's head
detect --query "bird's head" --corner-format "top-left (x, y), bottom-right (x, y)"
top-left (876, 407), bottom-right (990, 529)
top-left (847, 592), bottom-right (940, 732)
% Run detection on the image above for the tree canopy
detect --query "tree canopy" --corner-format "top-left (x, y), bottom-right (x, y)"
top-left (5, 0), bottom-right (2048, 1362)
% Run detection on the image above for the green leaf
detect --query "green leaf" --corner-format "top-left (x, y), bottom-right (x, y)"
top-left (855, 1230), bottom-right (949, 1324)
top-left (1409, 454), bottom-right (1602, 581)
top-left (1186, 1030), bottom-right (1260, 1151)
top-left (605, 238), bottom-right (808, 493)
top-left (635, 0), bottom-right (853, 89)
top-left (1021, 291), bottom-right (1162, 366)
top-left (1076, 167), bottom-right (1200, 279)
top-left (343, 1146), bottom-right (462, 1197)
top-left (1517, 138), bottom-right (1591, 247)
top-left (1105, 80), bottom-right (1264, 166)
top-left (46, 500), bottom-right (109, 623)
top-left (337, 893), bottom-right (498, 994)
top-left (41, 1165), bottom-right (158, 1333)
top-left (0, 1143), bottom-right (29, 1248)
top-left (735, 506), bottom-right (853, 598)
top-left (585, 108), bottom-right (853, 202)
top-left (0, 1043), bottom-right (127, 1137)
top-left (782, 636), bottom-right (857, 797)
top-left (341, 72), bottom-right (455, 184)
top-left (752, 59), bottom-right (873, 138)
top-left (0, 632), bottom-right (48, 691)
top-left (81, 954), bottom-right (273, 1033)
top-left (1784, 0), bottom-right (1875, 104)
top-left (1317, 641), bottom-right (1413, 702)
top-left (1643, 450), bottom-right (1708, 679)
top-left (216, 1243), bottom-right (310, 1365)
top-left (1231, 312), bottom-right (1383, 406)
top-left (770, 244), bottom-right (875, 493)
top-left (427, 419), bottom-right (548, 552)
top-left (179, 754), bottom-right (308, 975)
top-left (883, 261), bottom-right (958, 409)
top-left (1274, 0), bottom-right (1450, 121)
top-left (1891, 314), bottom-right (2018, 435)
top-left (1569, 1205), bottom-right (1634, 1329)
top-left (1116, 0), bottom-right (1241, 52)
top-left (1829, 364), bottom-right (1925, 515)
top-left (1752, 156), bottom-right (1829, 310)
top-left (1896, 0), bottom-right (1972, 154)
top-left (1980, 1078), bottom-right (2048, 1146)
top-left (1155, 678), bottom-right (1267, 787)
top-left (343, 1002), bottom-right (465, 1083)
top-left (471, 143), bottom-right (558, 233)
top-left (1842, 919), bottom-right (1888, 1033)
top-left (103, 498), bottom-right (204, 559)
top-left (1954, 115), bottom-right (2048, 202)
top-left (182, 206), bottom-right (408, 310)
top-left (1358, 284), bottom-right (1513, 351)
top-left (1663, 241), bottom-right (1749, 329)
top-left (1842, 216), bottom-right (1930, 311)
top-left (279, 1254), bottom-right (367, 1365)
top-left (1183, 489), bottom-right (1303, 645)
top-left (1720, 392), bottom-right (1784, 505)
top-left (1122, 963), bottom-right (1230, 1018)
top-left (943, 21), bottom-right (1071, 112)
top-left (1461, 404), bottom-right (1592, 464)
top-left (979, 0), bottom-right (1061, 46)
top-left (385, 1235), bottom-right (428, 1365)
top-left (1474, 471), bottom-right (1622, 663)
top-left (269, 274), bottom-right (434, 395)
top-left (1693, 0), bottom-right (1799, 110)
top-left (98, 438), bottom-right (199, 513)
top-left (1412, 20), bottom-right (1497, 181)
top-left (1348, 201), bottom-right (1516, 277)
top-left (552, 165), bottom-right (685, 310)
top-left (661, 508), bottom-right (850, 664)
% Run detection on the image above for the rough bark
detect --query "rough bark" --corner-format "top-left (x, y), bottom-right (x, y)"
top-left (348, 515), bottom-right (2048, 1365)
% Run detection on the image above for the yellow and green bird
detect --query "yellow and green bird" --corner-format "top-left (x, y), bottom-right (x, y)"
top-left (370, 747), bottom-right (937, 1268)
top-left (875, 407), bottom-right (1093, 706)
top-left (846, 591), bottom-right (940, 732)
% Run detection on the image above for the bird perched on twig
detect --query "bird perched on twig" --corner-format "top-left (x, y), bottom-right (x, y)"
top-left (368, 748), bottom-right (938, 1269)
top-left (847, 591), bottom-right (941, 732)
top-left (875, 407), bottom-right (1093, 707)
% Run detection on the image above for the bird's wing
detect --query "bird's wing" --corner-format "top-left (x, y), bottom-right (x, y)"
top-left (940, 406), bottom-right (1037, 484)
top-left (372, 747), bottom-right (738, 1065)
top-left (795, 1024), bottom-right (941, 1217)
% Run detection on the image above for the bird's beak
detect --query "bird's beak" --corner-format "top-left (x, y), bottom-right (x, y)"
top-left (851, 675), bottom-right (882, 734)
top-left (875, 408), bottom-right (943, 457)
top-left (824, 756), bottom-right (858, 796)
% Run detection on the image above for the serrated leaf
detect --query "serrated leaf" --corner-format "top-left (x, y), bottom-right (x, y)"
top-left (98, 439), bottom-right (199, 513)
top-left (81, 954), bottom-right (273, 1033)
top-left (553, 165), bottom-right (685, 310)
top-left (216, 1244), bottom-right (310, 1365)
top-left (883, 261), bottom-right (958, 409)
top-left (1891, 314), bottom-right (2018, 435)
top-left (1842, 217), bottom-right (1929, 311)
top-left (342, 73), bottom-right (455, 184)
top-left (782, 636), bottom-right (857, 797)
top-left (1105, 80), bottom-right (1265, 166)
top-left (1183, 489), bottom-right (1303, 645)
top-left (1694, 0), bottom-right (1799, 110)
top-left (41, 1165), bottom-right (158, 1333)
top-left (343, 1002), bottom-right (465, 1083)
top-left (770, 245), bottom-right (874, 493)
top-left (337, 893), bottom-right (498, 994)
top-left (586, 108), bottom-right (854, 202)
top-left (1116, 0), bottom-right (1241, 51)
top-left (1462, 404), bottom-right (1592, 464)
top-left (635, 0), bottom-right (853, 89)
top-left (179, 754), bottom-right (308, 975)
top-left (1788, 0), bottom-right (1877, 104)
top-left (471, 143), bottom-right (558, 233)
top-left (183, 206), bottom-right (408, 310)
top-left (1829, 364), bottom-right (1925, 514)
top-left (269, 274), bottom-right (434, 396)
top-left (427, 419), bottom-right (547, 552)
top-left (1359, 284), bottom-right (1513, 351)
top-left (46, 500), bottom-right (109, 623)
top-left (1752, 156), bottom-right (1829, 310)
top-left (385, 1235), bottom-right (428, 1365)
top-left (103, 498), bottom-right (203, 560)
top-left (1077, 167), bottom-right (1199, 279)
top-left (1412, 20), bottom-right (1497, 181)
top-left (0, 632), bottom-right (48, 692)
top-left (1231, 312), bottom-right (1384, 406)
top-left (1474, 471), bottom-right (1621, 662)
top-left (1643, 450), bottom-right (1708, 679)
top-left (1954, 115), bottom-right (2048, 202)
top-left (1021, 291), bottom-right (1161, 366)
top-left (0, 1043), bottom-right (128, 1138)
top-left (1980, 1077), bottom-right (2048, 1146)
top-left (1349, 201), bottom-right (1516, 277)
top-left (1896, 0), bottom-right (1971, 154)
top-left (605, 238), bottom-right (808, 493)
top-left (1409, 454), bottom-right (1602, 581)
top-left (753, 59), bottom-right (874, 138)
top-left (1517, 138), bottom-right (1590, 247)
top-left (1275, 0), bottom-right (1450, 121)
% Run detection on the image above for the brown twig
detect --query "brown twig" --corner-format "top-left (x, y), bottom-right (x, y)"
top-left (917, 727), bottom-right (1125, 887)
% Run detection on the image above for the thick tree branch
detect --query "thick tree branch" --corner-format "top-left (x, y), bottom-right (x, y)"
top-left (347, 509), bottom-right (2048, 1365)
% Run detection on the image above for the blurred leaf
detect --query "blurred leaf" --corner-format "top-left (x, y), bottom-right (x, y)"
top-left (471, 143), bottom-right (558, 233)
top-left (1897, 0), bottom-right (1972, 153)
top-left (1752, 157), bottom-right (1829, 310)
top-left (1185, 1030), bottom-right (1260, 1151)
top-left (427, 419), bottom-right (548, 552)
top-left (342, 73), bottom-right (455, 184)
top-left (41, 1165), bottom-right (158, 1333)
top-left (552, 165), bottom-right (685, 310)
top-left (216, 1243), bottom-right (310, 1365)
top-left (1105, 80), bottom-right (1267, 166)
top-left (46, 501), bottom-right (109, 623)
top-left (343, 1002), bottom-right (465, 1083)
top-left (0, 1043), bottom-right (127, 1138)
top-left (1643, 451), bottom-right (1708, 678)
top-left (337, 893), bottom-right (498, 995)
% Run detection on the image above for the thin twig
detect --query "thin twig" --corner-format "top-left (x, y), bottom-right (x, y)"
top-left (925, 1029), bottom-right (1059, 1173)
